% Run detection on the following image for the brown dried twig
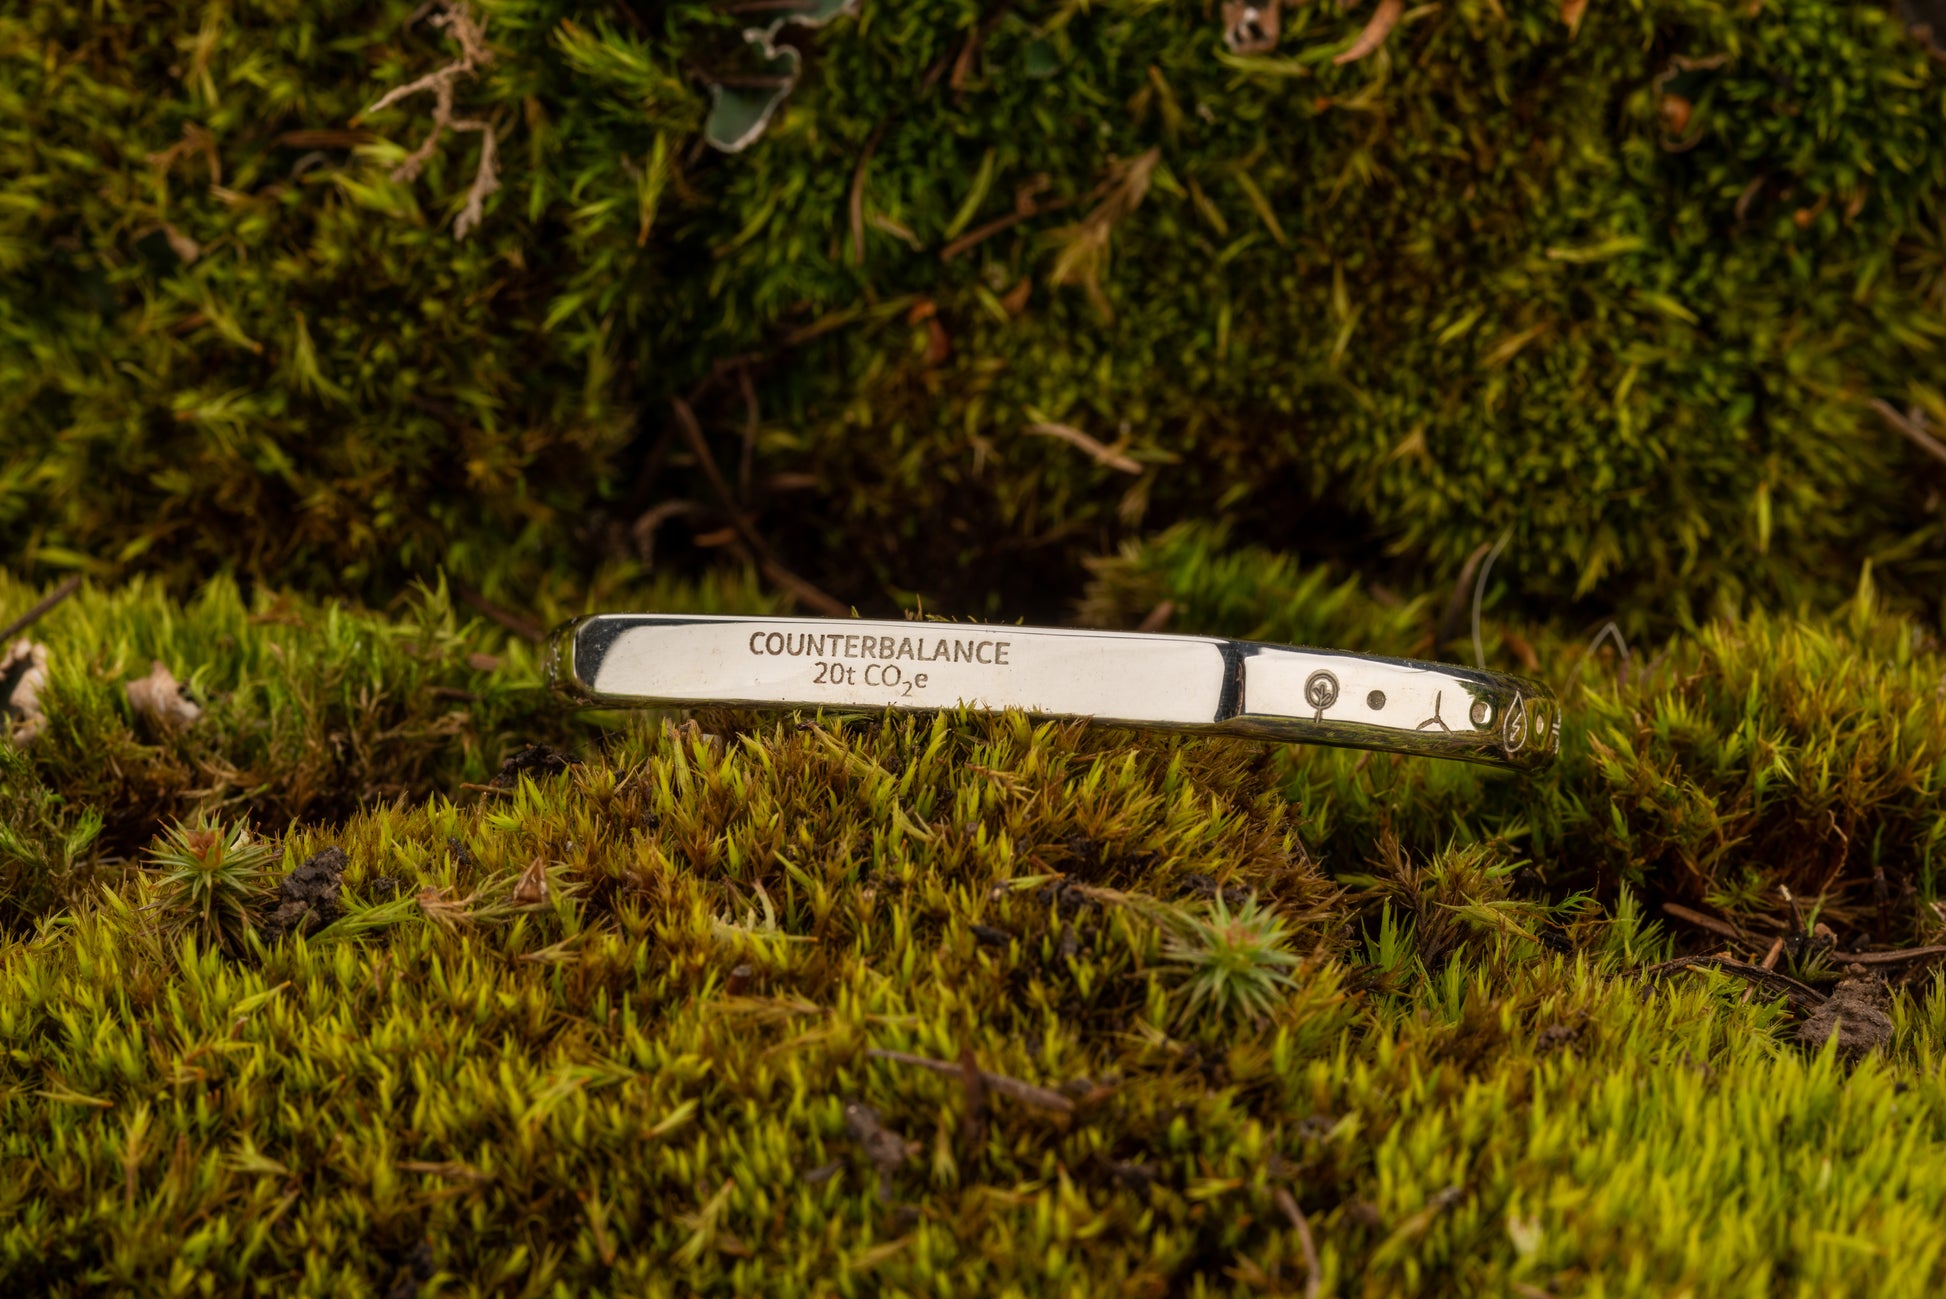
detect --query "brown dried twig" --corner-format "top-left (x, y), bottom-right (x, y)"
top-left (1639, 954), bottom-right (1826, 1011)
top-left (356, 1), bottom-right (500, 238)
top-left (1469, 530), bottom-right (1510, 670)
top-left (450, 580), bottom-right (544, 643)
top-left (939, 192), bottom-right (1075, 261)
top-left (736, 364), bottom-right (760, 505)
top-left (0, 575), bottom-right (82, 646)
top-left (1274, 1187), bottom-right (1323, 1299)
top-left (1660, 902), bottom-right (1743, 942)
top-left (867, 1047), bottom-right (1075, 1113)
top-left (632, 499), bottom-right (707, 568)
top-left (1025, 422), bottom-right (1143, 475)
top-left (1870, 398), bottom-right (1946, 469)
top-left (668, 398), bottom-right (849, 617)
top-left (1742, 936), bottom-right (1785, 1005)
top-left (1435, 541), bottom-right (1494, 650)
top-left (1828, 946), bottom-right (1946, 967)
top-left (958, 1045), bottom-right (988, 1150)
top-left (965, 3), bottom-right (1015, 86)
top-left (849, 121), bottom-right (888, 266)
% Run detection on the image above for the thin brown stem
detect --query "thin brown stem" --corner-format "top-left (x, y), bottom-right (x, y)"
top-left (669, 398), bottom-right (849, 617)
top-left (1742, 936), bottom-right (1785, 1005)
top-left (849, 121), bottom-right (888, 267)
top-left (939, 196), bottom-right (1073, 261)
top-left (1274, 1188), bottom-right (1323, 1299)
top-left (867, 1048), bottom-right (1074, 1113)
top-left (1828, 946), bottom-right (1946, 966)
top-left (1639, 954), bottom-right (1825, 1010)
top-left (1870, 398), bottom-right (1946, 469)
top-left (736, 364), bottom-right (760, 506)
top-left (1661, 902), bottom-right (1743, 941)
top-left (451, 580), bottom-right (544, 643)
top-left (0, 575), bottom-right (83, 645)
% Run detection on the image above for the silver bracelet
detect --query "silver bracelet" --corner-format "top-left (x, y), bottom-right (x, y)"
top-left (546, 614), bottom-right (1561, 771)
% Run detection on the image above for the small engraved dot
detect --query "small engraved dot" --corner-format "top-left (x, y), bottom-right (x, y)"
top-left (1367, 690), bottom-right (1386, 710)
top-left (1469, 698), bottom-right (1493, 729)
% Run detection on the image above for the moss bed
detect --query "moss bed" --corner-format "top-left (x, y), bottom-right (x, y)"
top-left (4, 565), bottom-right (1946, 1294)
top-left (8, 0), bottom-right (1946, 1293)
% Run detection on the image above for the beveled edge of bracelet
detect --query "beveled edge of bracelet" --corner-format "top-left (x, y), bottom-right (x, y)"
top-left (545, 615), bottom-right (596, 704)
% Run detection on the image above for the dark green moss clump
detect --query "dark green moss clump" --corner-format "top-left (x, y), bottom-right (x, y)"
top-left (4, 1), bottom-right (1944, 621)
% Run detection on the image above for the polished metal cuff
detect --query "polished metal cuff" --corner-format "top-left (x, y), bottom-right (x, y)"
top-left (546, 614), bottom-right (1561, 771)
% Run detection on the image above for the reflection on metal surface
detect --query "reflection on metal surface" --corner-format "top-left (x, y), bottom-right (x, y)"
top-left (548, 615), bottom-right (1562, 771)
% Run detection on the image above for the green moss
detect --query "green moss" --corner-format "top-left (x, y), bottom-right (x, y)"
top-left (4, 1), bottom-right (1943, 620)
top-left (0, 566), bottom-right (781, 915)
top-left (5, 680), bottom-right (1946, 1292)
top-left (8, 0), bottom-right (1946, 1286)
top-left (1081, 524), bottom-right (1946, 953)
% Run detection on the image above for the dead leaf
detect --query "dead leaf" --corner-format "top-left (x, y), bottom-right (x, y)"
top-left (1223, 1), bottom-right (1283, 54)
top-left (512, 856), bottom-right (549, 907)
top-left (923, 317), bottom-right (951, 366)
top-left (1561, 0), bottom-right (1589, 35)
top-left (161, 224), bottom-right (202, 264)
top-left (126, 661), bottom-right (203, 732)
top-left (1797, 965), bottom-right (1894, 1058)
top-left (1660, 94), bottom-right (1693, 138)
top-left (1334, 0), bottom-right (1403, 64)
top-left (2, 639), bottom-right (50, 745)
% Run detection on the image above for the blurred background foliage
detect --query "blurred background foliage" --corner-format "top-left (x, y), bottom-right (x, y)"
top-left (4, 0), bottom-right (1944, 633)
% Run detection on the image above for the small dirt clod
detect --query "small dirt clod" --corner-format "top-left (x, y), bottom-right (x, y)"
top-left (490, 742), bottom-right (576, 788)
top-left (843, 1100), bottom-right (916, 1201)
top-left (1796, 965), bottom-right (1894, 1057)
top-left (2, 639), bottom-right (51, 745)
top-left (385, 1239), bottom-right (437, 1299)
top-left (260, 846), bottom-right (349, 941)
